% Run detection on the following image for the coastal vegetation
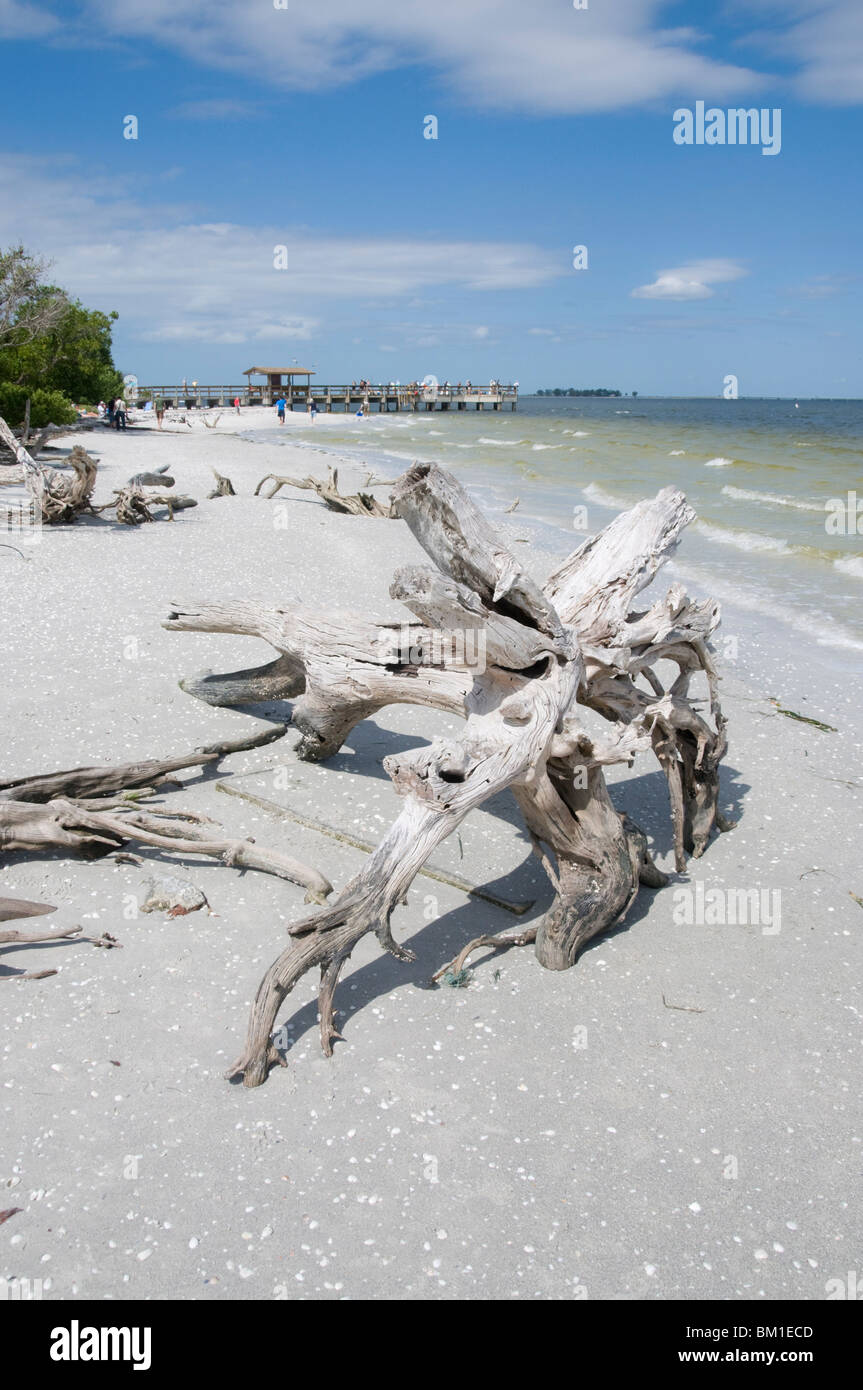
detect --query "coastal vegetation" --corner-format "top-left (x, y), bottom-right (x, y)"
top-left (0, 244), bottom-right (123, 424)
top-left (536, 387), bottom-right (622, 396)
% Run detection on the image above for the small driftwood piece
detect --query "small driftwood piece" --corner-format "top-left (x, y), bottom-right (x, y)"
top-left (208, 470), bottom-right (236, 498)
top-left (255, 464), bottom-right (391, 517)
top-left (128, 464), bottom-right (175, 488)
top-left (0, 896), bottom-right (57, 923)
top-left (91, 465), bottom-right (196, 525)
top-left (0, 726), bottom-right (331, 902)
top-left (166, 463), bottom-right (730, 1087)
top-left (101, 487), bottom-right (197, 524)
top-left (0, 899), bottom-right (118, 980)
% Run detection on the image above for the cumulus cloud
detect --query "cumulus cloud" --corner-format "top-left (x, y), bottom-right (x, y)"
top-left (631, 259), bottom-right (748, 302)
top-left (8, 1), bottom-right (863, 111)
top-left (0, 0), bottom-right (58, 37)
top-left (0, 154), bottom-right (561, 348)
top-left (742, 0), bottom-right (863, 105)
top-left (72, 0), bottom-right (761, 114)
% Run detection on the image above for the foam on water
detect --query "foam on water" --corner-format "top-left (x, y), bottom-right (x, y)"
top-left (721, 485), bottom-right (822, 512)
top-left (670, 560), bottom-right (863, 654)
top-left (695, 521), bottom-right (792, 555)
top-left (834, 555), bottom-right (863, 579)
top-left (582, 481), bottom-right (633, 510)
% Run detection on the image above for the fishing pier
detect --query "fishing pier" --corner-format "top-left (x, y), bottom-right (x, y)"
top-left (138, 367), bottom-right (518, 412)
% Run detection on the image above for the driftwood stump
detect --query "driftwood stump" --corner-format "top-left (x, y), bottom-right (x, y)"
top-left (166, 463), bottom-right (730, 1087)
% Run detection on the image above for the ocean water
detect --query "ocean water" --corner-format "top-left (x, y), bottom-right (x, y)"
top-left (245, 397), bottom-right (863, 661)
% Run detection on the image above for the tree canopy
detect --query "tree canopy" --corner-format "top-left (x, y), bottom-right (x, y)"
top-left (0, 245), bottom-right (124, 420)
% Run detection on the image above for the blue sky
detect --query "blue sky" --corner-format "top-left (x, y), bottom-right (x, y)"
top-left (1, 0), bottom-right (860, 395)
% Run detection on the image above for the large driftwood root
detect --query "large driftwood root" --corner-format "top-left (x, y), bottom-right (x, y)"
top-left (172, 463), bottom-right (730, 1086)
top-left (0, 726), bottom-right (332, 902)
top-left (255, 464), bottom-right (391, 517)
top-left (0, 413), bottom-right (197, 527)
top-left (0, 413), bottom-right (97, 523)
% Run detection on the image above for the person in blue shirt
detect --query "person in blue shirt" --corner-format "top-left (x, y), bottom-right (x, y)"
top-left (275, 396), bottom-right (287, 423)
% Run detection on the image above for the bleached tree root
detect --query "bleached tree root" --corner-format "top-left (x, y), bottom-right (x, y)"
top-left (210, 463), bottom-right (726, 1085)
top-left (0, 413), bottom-right (197, 528)
top-left (180, 653), bottom-right (304, 708)
top-left (0, 414), bottom-right (97, 523)
top-left (0, 726), bottom-right (332, 901)
top-left (0, 725), bottom-right (285, 802)
top-left (431, 924), bottom-right (539, 983)
top-left (254, 464), bottom-right (391, 517)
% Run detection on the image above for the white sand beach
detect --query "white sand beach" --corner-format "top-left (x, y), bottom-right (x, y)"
top-left (2, 418), bottom-right (861, 1301)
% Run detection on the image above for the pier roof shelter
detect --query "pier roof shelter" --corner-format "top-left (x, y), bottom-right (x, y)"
top-left (243, 366), bottom-right (315, 403)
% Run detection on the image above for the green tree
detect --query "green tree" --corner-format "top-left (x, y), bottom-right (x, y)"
top-left (0, 245), bottom-right (68, 350)
top-left (0, 383), bottom-right (76, 429)
top-left (1, 297), bottom-right (123, 405)
top-left (0, 245), bottom-right (124, 410)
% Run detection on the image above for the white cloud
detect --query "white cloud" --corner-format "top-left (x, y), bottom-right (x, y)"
top-left (10, 1), bottom-right (863, 112)
top-left (0, 0), bottom-right (58, 38)
top-left (741, 0), bottom-right (863, 105)
top-left (73, 0), bottom-right (763, 115)
top-left (473, 326), bottom-right (489, 338)
top-left (787, 273), bottom-right (856, 300)
top-left (631, 259), bottom-right (748, 301)
top-left (255, 318), bottom-right (319, 340)
top-left (0, 154), bottom-right (561, 348)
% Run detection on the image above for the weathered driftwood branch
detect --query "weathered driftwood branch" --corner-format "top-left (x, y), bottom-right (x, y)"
top-left (0, 725), bottom-right (285, 802)
top-left (96, 486), bottom-right (197, 524)
top-left (166, 462), bottom-right (729, 1086)
top-left (0, 726), bottom-right (332, 902)
top-left (255, 464), bottom-right (391, 517)
top-left (0, 896), bottom-right (57, 923)
top-left (0, 898), bottom-right (119, 981)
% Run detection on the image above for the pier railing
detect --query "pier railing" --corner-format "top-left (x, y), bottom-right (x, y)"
top-left (136, 383), bottom-right (518, 412)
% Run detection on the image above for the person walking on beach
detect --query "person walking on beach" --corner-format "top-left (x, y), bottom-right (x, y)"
top-left (154, 396), bottom-right (164, 430)
top-left (233, 396), bottom-right (240, 415)
top-left (114, 398), bottom-right (127, 431)
top-left (307, 395), bottom-right (317, 422)
top-left (275, 395), bottom-right (287, 424)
